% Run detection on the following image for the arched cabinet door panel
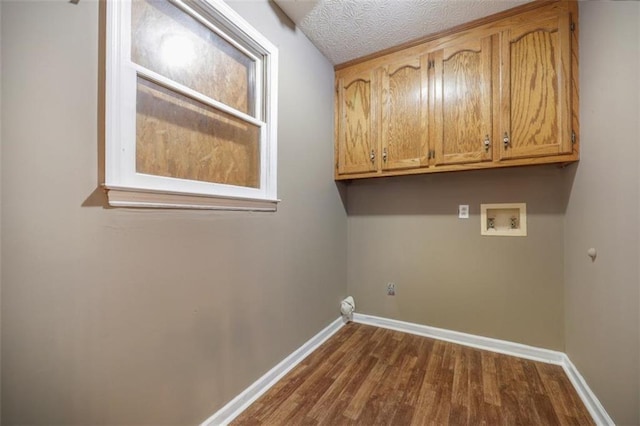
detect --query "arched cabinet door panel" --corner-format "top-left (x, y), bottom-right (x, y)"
top-left (380, 57), bottom-right (430, 171)
top-left (500, 11), bottom-right (573, 160)
top-left (336, 70), bottom-right (379, 176)
top-left (431, 35), bottom-right (498, 166)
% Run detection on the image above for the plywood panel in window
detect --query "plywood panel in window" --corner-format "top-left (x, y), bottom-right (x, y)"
top-left (136, 77), bottom-right (260, 188)
top-left (131, 0), bottom-right (255, 116)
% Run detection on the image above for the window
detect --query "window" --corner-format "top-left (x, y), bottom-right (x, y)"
top-left (105, 0), bottom-right (278, 210)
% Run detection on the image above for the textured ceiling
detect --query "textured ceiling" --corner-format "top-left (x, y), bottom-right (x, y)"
top-left (273, 0), bottom-right (531, 65)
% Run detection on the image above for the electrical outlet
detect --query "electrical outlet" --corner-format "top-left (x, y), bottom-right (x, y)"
top-left (386, 282), bottom-right (396, 296)
top-left (458, 205), bottom-right (469, 219)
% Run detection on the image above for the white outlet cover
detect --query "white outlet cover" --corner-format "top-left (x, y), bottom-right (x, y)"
top-left (458, 205), bottom-right (469, 219)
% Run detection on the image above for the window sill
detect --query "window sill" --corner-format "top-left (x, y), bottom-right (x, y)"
top-left (104, 186), bottom-right (279, 211)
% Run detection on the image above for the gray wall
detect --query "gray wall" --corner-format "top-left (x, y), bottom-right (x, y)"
top-left (347, 166), bottom-right (567, 350)
top-left (564, 2), bottom-right (640, 424)
top-left (0, 0), bottom-right (345, 424)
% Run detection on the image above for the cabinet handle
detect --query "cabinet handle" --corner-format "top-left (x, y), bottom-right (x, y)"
top-left (503, 132), bottom-right (510, 149)
top-left (370, 149), bottom-right (375, 163)
top-left (484, 135), bottom-right (491, 152)
top-left (383, 148), bottom-right (387, 162)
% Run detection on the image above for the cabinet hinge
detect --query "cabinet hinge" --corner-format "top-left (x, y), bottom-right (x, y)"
top-left (570, 22), bottom-right (575, 32)
top-left (571, 130), bottom-right (576, 144)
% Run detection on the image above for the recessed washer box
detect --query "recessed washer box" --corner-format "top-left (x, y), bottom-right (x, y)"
top-left (480, 203), bottom-right (527, 237)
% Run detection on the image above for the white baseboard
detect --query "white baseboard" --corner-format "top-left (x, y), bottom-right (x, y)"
top-left (353, 313), bottom-right (613, 426)
top-left (561, 356), bottom-right (615, 426)
top-left (200, 317), bottom-right (346, 426)
top-left (353, 313), bottom-right (565, 364)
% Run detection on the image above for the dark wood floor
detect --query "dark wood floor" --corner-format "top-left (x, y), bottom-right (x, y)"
top-left (231, 323), bottom-right (594, 425)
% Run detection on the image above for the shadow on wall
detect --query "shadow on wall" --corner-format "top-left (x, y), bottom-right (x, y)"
top-left (345, 163), bottom-right (578, 216)
top-left (84, 0), bottom-right (109, 208)
top-left (267, 0), bottom-right (296, 32)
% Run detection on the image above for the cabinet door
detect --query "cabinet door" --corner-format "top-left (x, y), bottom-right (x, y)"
top-left (431, 36), bottom-right (495, 166)
top-left (337, 70), bottom-right (378, 175)
top-left (380, 57), bottom-right (429, 170)
top-left (500, 11), bottom-right (572, 160)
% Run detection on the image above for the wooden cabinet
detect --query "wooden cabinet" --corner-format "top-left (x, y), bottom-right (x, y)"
top-left (431, 35), bottom-right (497, 166)
top-left (499, 9), bottom-right (573, 160)
top-left (380, 56), bottom-right (430, 171)
top-left (334, 1), bottom-right (578, 181)
top-left (336, 69), bottom-right (378, 176)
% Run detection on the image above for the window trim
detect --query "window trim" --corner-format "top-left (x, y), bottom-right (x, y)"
top-left (104, 0), bottom-right (279, 211)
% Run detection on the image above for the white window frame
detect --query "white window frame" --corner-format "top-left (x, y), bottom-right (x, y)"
top-left (105, 0), bottom-right (278, 211)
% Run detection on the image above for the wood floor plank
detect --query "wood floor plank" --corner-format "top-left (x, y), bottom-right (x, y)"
top-left (398, 358), bottom-right (426, 409)
top-left (533, 392), bottom-right (563, 425)
top-left (371, 354), bottom-right (415, 424)
top-left (480, 351), bottom-right (501, 407)
top-left (343, 358), bottom-right (387, 420)
top-left (467, 349), bottom-right (485, 424)
top-left (451, 345), bottom-right (470, 408)
top-left (306, 352), bottom-right (368, 419)
top-left (259, 391), bottom-right (301, 425)
top-left (360, 364), bottom-right (396, 424)
top-left (279, 377), bottom-right (334, 425)
top-left (315, 355), bottom-right (379, 425)
top-left (231, 323), bottom-right (595, 426)
top-left (523, 358), bottom-right (547, 395)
